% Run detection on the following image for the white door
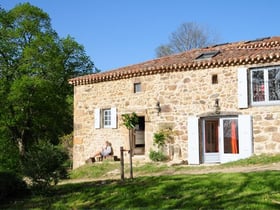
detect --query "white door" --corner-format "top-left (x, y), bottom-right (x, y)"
top-left (193, 115), bottom-right (252, 164)
top-left (219, 118), bottom-right (240, 163)
top-left (203, 119), bottom-right (220, 163)
top-left (203, 116), bottom-right (252, 164)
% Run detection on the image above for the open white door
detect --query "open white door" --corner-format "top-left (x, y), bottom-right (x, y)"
top-left (188, 116), bottom-right (200, 164)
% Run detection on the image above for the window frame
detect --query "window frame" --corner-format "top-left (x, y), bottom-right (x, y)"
top-left (95, 107), bottom-right (117, 129)
top-left (250, 66), bottom-right (280, 106)
top-left (134, 83), bottom-right (141, 93)
top-left (102, 108), bottom-right (112, 128)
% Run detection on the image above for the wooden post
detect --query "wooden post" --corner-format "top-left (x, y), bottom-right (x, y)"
top-left (120, 146), bottom-right (124, 181)
top-left (129, 129), bottom-right (133, 179)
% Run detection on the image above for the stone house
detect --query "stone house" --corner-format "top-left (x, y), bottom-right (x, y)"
top-left (69, 36), bottom-right (280, 169)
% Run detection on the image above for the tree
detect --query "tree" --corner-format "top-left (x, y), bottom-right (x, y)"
top-left (0, 3), bottom-right (98, 159)
top-left (121, 113), bottom-right (138, 179)
top-left (156, 22), bottom-right (219, 57)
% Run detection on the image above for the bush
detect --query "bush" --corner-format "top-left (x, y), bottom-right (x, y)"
top-left (0, 170), bottom-right (28, 202)
top-left (153, 132), bottom-right (165, 148)
top-left (22, 140), bottom-right (69, 192)
top-left (0, 130), bottom-right (21, 173)
top-left (59, 133), bottom-right (73, 169)
top-left (149, 150), bottom-right (167, 162)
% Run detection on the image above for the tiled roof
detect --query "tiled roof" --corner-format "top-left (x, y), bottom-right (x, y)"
top-left (69, 36), bottom-right (280, 86)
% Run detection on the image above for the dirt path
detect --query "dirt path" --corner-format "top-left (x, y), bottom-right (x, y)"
top-left (59, 162), bottom-right (280, 185)
top-left (173, 162), bottom-right (280, 174)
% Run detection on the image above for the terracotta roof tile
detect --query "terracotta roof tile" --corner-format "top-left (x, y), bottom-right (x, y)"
top-left (69, 36), bottom-right (280, 86)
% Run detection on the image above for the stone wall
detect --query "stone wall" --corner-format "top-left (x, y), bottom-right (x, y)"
top-left (73, 64), bottom-right (280, 169)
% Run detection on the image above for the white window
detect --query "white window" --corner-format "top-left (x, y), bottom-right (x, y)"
top-left (251, 66), bottom-right (280, 105)
top-left (103, 109), bottom-right (111, 128)
top-left (95, 107), bottom-right (117, 129)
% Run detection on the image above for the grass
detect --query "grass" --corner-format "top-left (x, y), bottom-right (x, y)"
top-left (1, 154), bottom-right (280, 209)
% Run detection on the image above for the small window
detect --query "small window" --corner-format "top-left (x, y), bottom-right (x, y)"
top-left (95, 108), bottom-right (117, 129)
top-left (102, 109), bottom-right (111, 128)
top-left (212, 74), bottom-right (218, 84)
top-left (250, 66), bottom-right (280, 105)
top-left (134, 83), bottom-right (141, 93)
top-left (195, 51), bottom-right (220, 60)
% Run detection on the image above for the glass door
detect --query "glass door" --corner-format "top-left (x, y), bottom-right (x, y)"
top-left (203, 117), bottom-right (239, 163)
top-left (219, 118), bottom-right (239, 163)
top-left (203, 119), bottom-right (220, 163)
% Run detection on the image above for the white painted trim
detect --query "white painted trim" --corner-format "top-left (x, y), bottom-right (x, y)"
top-left (238, 67), bottom-right (248, 108)
top-left (188, 116), bottom-right (200, 164)
top-left (111, 107), bottom-right (117, 128)
top-left (238, 115), bottom-right (253, 159)
top-left (94, 108), bottom-right (100, 129)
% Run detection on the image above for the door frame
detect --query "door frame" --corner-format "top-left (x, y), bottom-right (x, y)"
top-left (188, 115), bottom-right (253, 165)
top-left (202, 116), bottom-right (239, 164)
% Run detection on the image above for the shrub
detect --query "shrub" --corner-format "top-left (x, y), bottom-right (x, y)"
top-left (149, 150), bottom-right (167, 162)
top-left (59, 133), bottom-right (73, 169)
top-left (0, 130), bottom-right (21, 173)
top-left (153, 132), bottom-right (165, 148)
top-left (0, 170), bottom-right (28, 202)
top-left (149, 129), bottom-right (171, 162)
top-left (22, 140), bottom-right (69, 192)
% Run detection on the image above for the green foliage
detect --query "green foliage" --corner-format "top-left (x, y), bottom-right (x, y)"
top-left (0, 170), bottom-right (28, 202)
top-left (2, 171), bottom-right (280, 209)
top-left (153, 128), bottom-right (173, 148)
top-left (22, 141), bottom-right (69, 192)
top-left (70, 153), bottom-right (280, 180)
top-left (2, 154), bottom-right (280, 208)
top-left (149, 150), bottom-right (167, 162)
top-left (59, 132), bottom-right (73, 169)
top-left (70, 161), bottom-right (118, 179)
top-left (0, 3), bottom-right (98, 157)
top-left (149, 129), bottom-right (171, 161)
top-left (153, 132), bottom-right (166, 148)
top-left (222, 153), bottom-right (280, 167)
top-left (0, 129), bottom-right (21, 172)
top-left (121, 112), bottom-right (138, 129)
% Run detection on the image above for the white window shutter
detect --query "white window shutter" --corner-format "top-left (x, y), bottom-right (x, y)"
top-left (94, 108), bottom-right (100, 129)
top-left (238, 67), bottom-right (248, 108)
top-left (238, 115), bottom-right (253, 159)
top-left (188, 116), bottom-right (200, 164)
top-left (111, 107), bottom-right (117, 128)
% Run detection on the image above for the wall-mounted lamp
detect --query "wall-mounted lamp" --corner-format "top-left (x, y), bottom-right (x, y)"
top-left (156, 101), bottom-right (161, 115)
top-left (214, 99), bottom-right (220, 114)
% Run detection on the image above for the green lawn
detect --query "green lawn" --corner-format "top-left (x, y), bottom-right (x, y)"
top-left (2, 154), bottom-right (280, 209)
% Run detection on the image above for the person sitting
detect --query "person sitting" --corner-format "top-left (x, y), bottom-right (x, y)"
top-left (93, 141), bottom-right (112, 161)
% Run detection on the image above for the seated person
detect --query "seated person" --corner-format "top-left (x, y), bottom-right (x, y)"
top-left (93, 141), bottom-right (112, 160)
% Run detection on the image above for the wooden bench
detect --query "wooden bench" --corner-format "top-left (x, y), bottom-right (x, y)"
top-left (95, 155), bottom-right (118, 162)
top-left (86, 155), bottom-right (119, 164)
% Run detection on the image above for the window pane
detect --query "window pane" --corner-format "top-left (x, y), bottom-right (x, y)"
top-left (134, 83), bottom-right (141, 93)
top-left (223, 119), bottom-right (239, 154)
top-left (103, 109), bottom-right (111, 127)
top-left (268, 68), bottom-right (280, 101)
top-left (252, 70), bottom-right (265, 102)
top-left (205, 120), bottom-right (219, 153)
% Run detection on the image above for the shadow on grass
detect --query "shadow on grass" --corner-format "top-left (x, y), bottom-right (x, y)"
top-left (2, 171), bottom-right (280, 209)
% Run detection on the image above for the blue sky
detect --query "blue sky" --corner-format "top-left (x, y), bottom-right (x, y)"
top-left (2, 0), bottom-right (280, 71)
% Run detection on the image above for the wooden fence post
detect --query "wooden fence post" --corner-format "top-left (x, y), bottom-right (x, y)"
top-left (120, 146), bottom-right (124, 181)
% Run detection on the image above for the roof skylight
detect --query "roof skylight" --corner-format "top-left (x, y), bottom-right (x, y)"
top-left (195, 51), bottom-right (220, 60)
